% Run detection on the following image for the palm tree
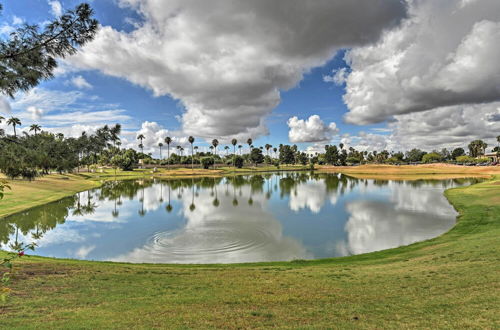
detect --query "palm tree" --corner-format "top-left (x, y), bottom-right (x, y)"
top-left (56, 133), bottom-right (64, 140)
top-left (212, 139), bottom-right (219, 169)
top-left (176, 145), bottom-right (182, 156)
top-left (158, 142), bottom-right (163, 160)
top-left (188, 136), bottom-right (195, 170)
top-left (265, 144), bottom-right (272, 157)
top-left (224, 145), bottom-right (230, 156)
top-left (238, 144), bottom-right (242, 155)
top-left (212, 139), bottom-right (219, 156)
top-left (497, 135), bottom-right (500, 153)
top-left (137, 134), bottom-right (145, 154)
top-left (231, 138), bottom-right (237, 167)
top-left (29, 124), bottom-right (41, 135)
top-left (7, 117), bottom-right (21, 137)
top-left (247, 138), bottom-right (252, 153)
top-left (164, 136), bottom-right (172, 168)
top-left (0, 115), bottom-right (4, 124)
top-left (110, 124), bottom-right (122, 147)
top-left (273, 147), bottom-right (277, 158)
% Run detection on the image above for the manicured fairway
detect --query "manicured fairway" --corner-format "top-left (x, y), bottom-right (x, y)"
top-left (0, 166), bottom-right (499, 328)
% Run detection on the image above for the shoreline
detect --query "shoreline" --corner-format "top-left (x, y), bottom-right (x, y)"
top-left (0, 165), bottom-right (499, 327)
top-left (2, 164), bottom-right (498, 219)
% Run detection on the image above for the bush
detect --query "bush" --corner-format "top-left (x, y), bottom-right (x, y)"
top-left (455, 155), bottom-right (475, 163)
top-left (422, 152), bottom-right (443, 163)
top-left (201, 157), bottom-right (214, 169)
top-left (234, 156), bottom-right (244, 168)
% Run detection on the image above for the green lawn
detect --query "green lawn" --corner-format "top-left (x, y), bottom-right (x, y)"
top-left (0, 171), bottom-right (499, 328)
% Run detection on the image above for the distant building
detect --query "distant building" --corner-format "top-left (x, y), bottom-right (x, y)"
top-left (484, 152), bottom-right (499, 162)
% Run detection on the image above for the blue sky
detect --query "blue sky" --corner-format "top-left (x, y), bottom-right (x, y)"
top-left (1, 0), bottom-right (499, 155)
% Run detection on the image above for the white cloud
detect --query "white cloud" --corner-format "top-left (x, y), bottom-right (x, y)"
top-left (75, 245), bottom-right (96, 259)
top-left (27, 106), bottom-right (44, 120)
top-left (69, 75), bottom-right (92, 89)
top-left (342, 0), bottom-right (500, 125)
top-left (12, 16), bottom-right (24, 25)
top-left (344, 102), bottom-right (500, 152)
top-left (69, 0), bottom-right (407, 140)
top-left (0, 96), bottom-right (11, 114)
top-left (11, 88), bottom-right (84, 112)
top-left (323, 67), bottom-right (348, 86)
top-left (287, 115), bottom-right (338, 143)
top-left (131, 121), bottom-right (188, 153)
top-left (48, 0), bottom-right (63, 17)
top-left (111, 182), bottom-right (310, 264)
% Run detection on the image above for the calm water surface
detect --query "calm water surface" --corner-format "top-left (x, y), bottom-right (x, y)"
top-left (0, 173), bottom-right (480, 264)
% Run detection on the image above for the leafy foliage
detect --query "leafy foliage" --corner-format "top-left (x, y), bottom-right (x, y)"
top-left (0, 3), bottom-right (98, 97)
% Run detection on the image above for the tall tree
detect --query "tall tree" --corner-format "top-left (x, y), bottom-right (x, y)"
top-left (231, 138), bottom-right (237, 167)
top-left (6, 117), bottom-right (21, 137)
top-left (110, 124), bottom-right (121, 147)
top-left (137, 134), bottom-right (145, 154)
top-left (247, 138), bottom-right (252, 153)
top-left (212, 139), bottom-right (219, 169)
top-left (265, 144), bottom-right (272, 157)
top-left (164, 136), bottom-right (172, 166)
top-left (29, 124), bottom-right (41, 136)
top-left (158, 143), bottom-right (163, 160)
top-left (0, 3), bottom-right (98, 97)
top-left (468, 140), bottom-right (487, 157)
top-left (188, 136), bottom-right (195, 170)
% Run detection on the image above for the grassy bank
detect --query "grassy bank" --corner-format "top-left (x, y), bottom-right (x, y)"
top-left (0, 166), bottom-right (499, 328)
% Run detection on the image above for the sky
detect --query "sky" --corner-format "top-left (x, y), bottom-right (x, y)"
top-left (0, 0), bottom-right (499, 157)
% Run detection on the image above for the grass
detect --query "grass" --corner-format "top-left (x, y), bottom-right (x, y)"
top-left (0, 165), bottom-right (499, 328)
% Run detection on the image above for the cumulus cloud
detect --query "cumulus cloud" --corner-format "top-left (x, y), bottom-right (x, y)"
top-left (348, 102), bottom-right (500, 152)
top-left (48, 0), bottom-right (63, 17)
top-left (0, 96), bottom-right (11, 114)
top-left (68, 0), bottom-right (407, 140)
top-left (131, 121), bottom-right (188, 153)
top-left (26, 106), bottom-right (44, 120)
top-left (69, 75), bottom-right (92, 89)
top-left (287, 115), bottom-right (338, 143)
top-left (342, 0), bottom-right (500, 125)
top-left (323, 67), bottom-right (348, 86)
top-left (339, 181), bottom-right (458, 256)
top-left (12, 16), bottom-right (24, 25)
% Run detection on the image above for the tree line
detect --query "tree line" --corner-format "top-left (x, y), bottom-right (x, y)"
top-left (1, 115), bottom-right (498, 180)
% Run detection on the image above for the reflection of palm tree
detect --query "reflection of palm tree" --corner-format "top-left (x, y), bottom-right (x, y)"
top-left (189, 179), bottom-right (196, 211)
top-left (212, 178), bottom-right (219, 207)
top-left (73, 192), bottom-right (85, 216)
top-left (159, 183), bottom-right (164, 203)
top-left (139, 186), bottom-right (146, 216)
top-left (112, 199), bottom-right (119, 218)
top-left (166, 185), bottom-right (173, 213)
top-left (232, 183), bottom-right (238, 206)
top-left (83, 191), bottom-right (96, 215)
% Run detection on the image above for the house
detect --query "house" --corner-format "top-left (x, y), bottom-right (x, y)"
top-left (484, 152), bottom-right (499, 163)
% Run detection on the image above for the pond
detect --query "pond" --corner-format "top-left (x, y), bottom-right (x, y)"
top-left (0, 173), bottom-right (481, 264)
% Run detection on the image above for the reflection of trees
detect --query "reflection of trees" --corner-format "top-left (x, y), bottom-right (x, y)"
top-left (189, 178), bottom-right (196, 212)
top-left (166, 185), bottom-right (173, 213)
top-left (1, 174), bottom-right (483, 252)
top-left (138, 185), bottom-right (146, 217)
top-left (0, 196), bottom-right (76, 245)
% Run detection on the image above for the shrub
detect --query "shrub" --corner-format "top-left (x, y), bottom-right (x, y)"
top-left (455, 155), bottom-right (475, 163)
top-left (422, 152), bottom-right (443, 163)
top-left (234, 156), bottom-right (244, 168)
top-left (201, 157), bottom-right (214, 169)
